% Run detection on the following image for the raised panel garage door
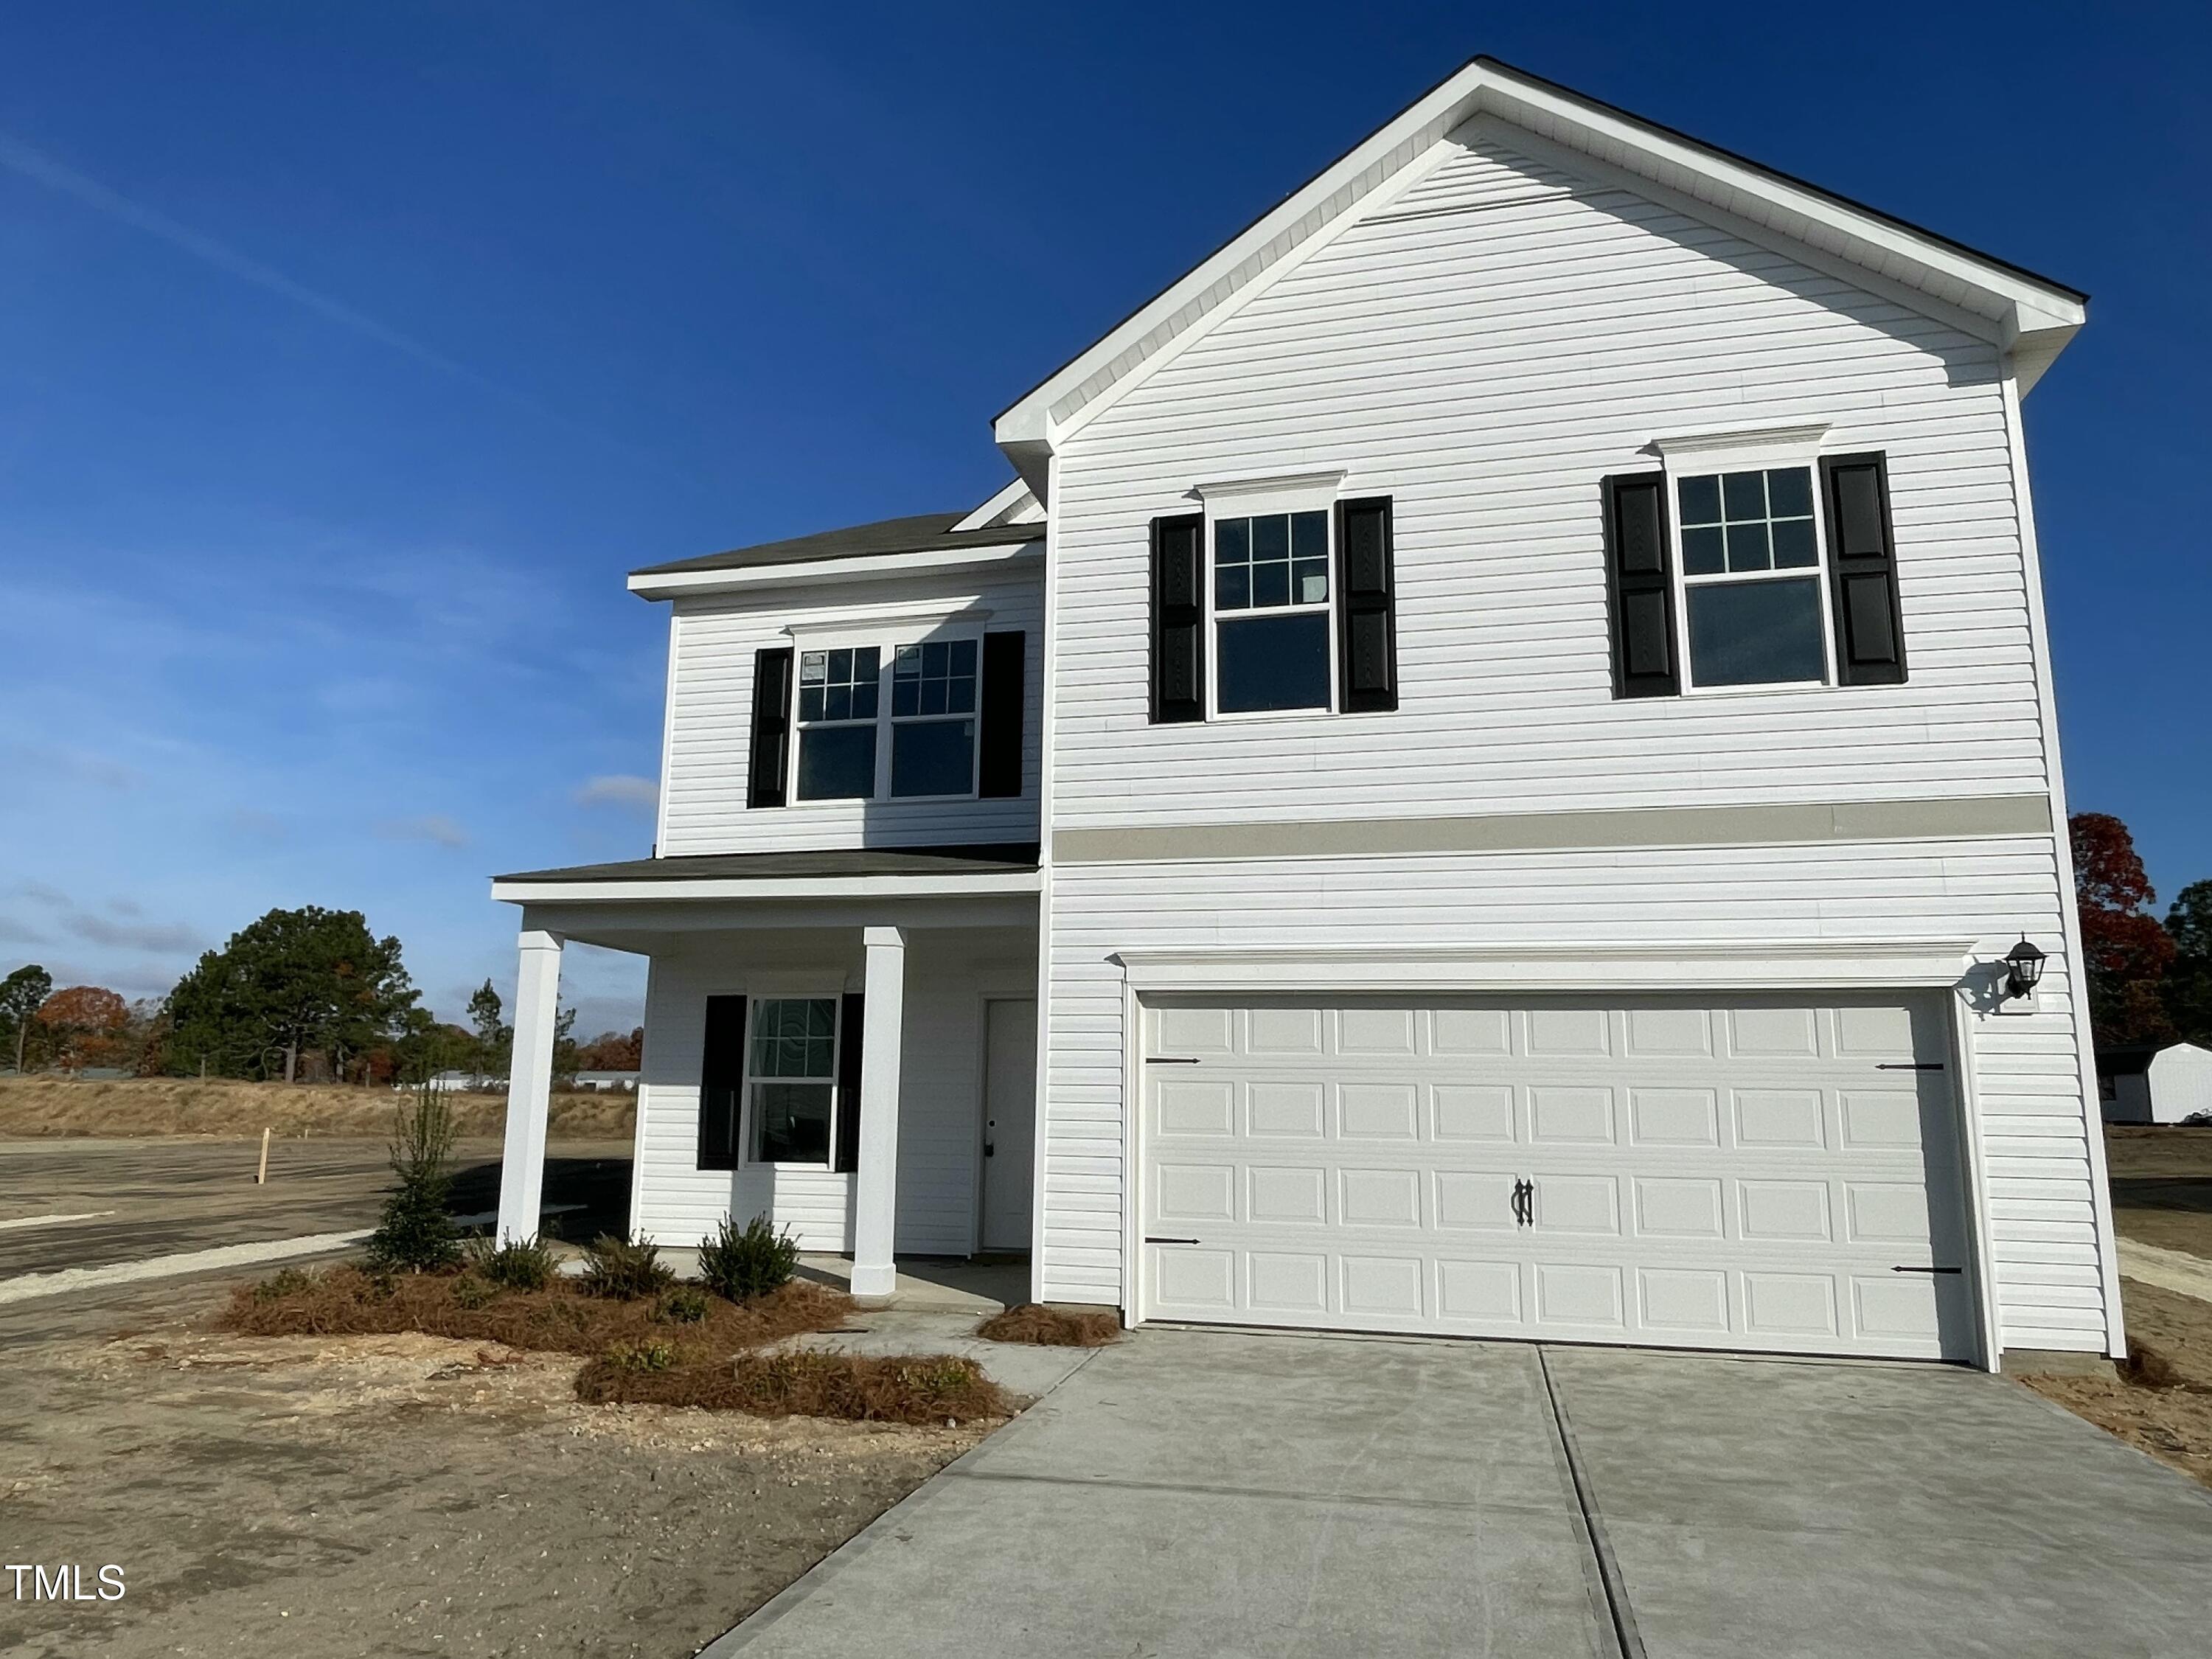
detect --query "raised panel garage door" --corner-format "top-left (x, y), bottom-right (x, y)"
top-left (1139, 995), bottom-right (1978, 1361)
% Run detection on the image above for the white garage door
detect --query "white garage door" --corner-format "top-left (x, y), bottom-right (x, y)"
top-left (1140, 995), bottom-right (1977, 1361)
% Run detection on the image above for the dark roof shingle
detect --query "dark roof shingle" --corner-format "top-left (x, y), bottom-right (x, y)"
top-left (633, 512), bottom-right (1040, 580)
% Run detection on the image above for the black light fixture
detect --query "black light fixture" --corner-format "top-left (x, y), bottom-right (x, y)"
top-left (2002, 936), bottom-right (2046, 1002)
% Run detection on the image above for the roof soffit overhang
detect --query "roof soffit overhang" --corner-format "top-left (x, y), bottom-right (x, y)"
top-left (992, 58), bottom-right (2087, 488)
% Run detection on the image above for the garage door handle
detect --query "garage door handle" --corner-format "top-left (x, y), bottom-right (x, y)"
top-left (1891, 1265), bottom-right (1962, 1275)
top-left (1148, 1057), bottom-right (1202, 1065)
top-left (1147, 1236), bottom-right (1200, 1245)
top-left (1511, 1178), bottom-right (1534, 1228)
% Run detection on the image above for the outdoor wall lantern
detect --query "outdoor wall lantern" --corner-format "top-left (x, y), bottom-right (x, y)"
top-left (2001, 936), bottom-right (2047, 1002)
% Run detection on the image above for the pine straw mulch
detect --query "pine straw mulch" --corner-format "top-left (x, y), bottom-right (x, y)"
top-left (220, 1267), bottom-right (852, 1356)
top-left (218, 1267), bottom-right (1012, 1425)
top-left (579, 1349), bottom-right (1007, 1425)
top-left (975, 1303), bottom-right (1122, 1346)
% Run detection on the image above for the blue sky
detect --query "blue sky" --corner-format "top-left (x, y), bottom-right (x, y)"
top-left (0, 2), bottom-right (2205, 1034)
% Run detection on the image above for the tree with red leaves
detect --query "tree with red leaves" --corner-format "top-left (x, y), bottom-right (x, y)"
top-left (2070, 813), bottom-right (2177, 1048)
top-left (35, 984), bottom-right (132, 1072)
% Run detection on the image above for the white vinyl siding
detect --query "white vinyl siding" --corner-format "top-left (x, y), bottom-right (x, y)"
top-left (1047, 132), bottom-right (2045, 829)
top-left (631, 927), bottom-right (1035, 1253)
top-left (1040, 838), bottom-right (2103, 1353)
top-left (659, 566), bottom-right (1042, 854)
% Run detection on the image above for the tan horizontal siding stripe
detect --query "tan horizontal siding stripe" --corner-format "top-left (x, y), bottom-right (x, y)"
top-left (1051, 793), bottom-right (2053, 865)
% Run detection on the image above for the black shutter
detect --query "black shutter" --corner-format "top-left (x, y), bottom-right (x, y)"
top-left (697, 995), bottom-right (746, 1171)
top-left (1150, 514), bottom-right (1206, 723)
top-left (746, 647), bottom-right (794, 807)
top-left (978, 631), bottom-right (1026, 798)
top-left (832, 992), bottom-right (864, 1174)
top-left (1335, 496), bottom-right (1397, 712)
top-left (1821, 453), bottom-right (1908, 686)
top-left (1602, 473), bottom-right (1679, 698)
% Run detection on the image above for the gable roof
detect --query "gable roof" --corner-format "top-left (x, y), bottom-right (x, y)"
top-left (627, 510), bottom-right (1042, 599)
top-left (993, 57), bottom-right (2087, 489)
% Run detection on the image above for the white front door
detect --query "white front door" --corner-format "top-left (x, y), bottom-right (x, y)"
top-left (981, 998), bottom-right (1038, 1253)
top-left (1140, 993), bottom-right (1978, 1362)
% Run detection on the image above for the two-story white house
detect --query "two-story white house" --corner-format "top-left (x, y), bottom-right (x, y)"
top-left (492, 58), bottom-right (2121, 1371)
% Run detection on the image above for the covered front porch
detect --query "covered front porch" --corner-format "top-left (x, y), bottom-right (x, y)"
top-left (488, 846), bottom-right (1041, 1303)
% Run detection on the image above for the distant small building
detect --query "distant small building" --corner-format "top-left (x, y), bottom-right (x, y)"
top-left (569, 1071), bottom-right (640, 1093)
top-left (2098, 1043), bottom-right (2212, 1125)
top-left (423, 1069), bottom-right (508, 1093)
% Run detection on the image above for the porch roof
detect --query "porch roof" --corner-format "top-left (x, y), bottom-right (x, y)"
top-left (490, 843), bottom-right (1043, 905)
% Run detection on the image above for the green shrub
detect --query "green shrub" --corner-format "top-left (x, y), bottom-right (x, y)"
top-left (655, 1286), bottom-right (710, 1324)
top-left (452, 1273), bottom-right (497, 1310)
top-left (698, 1212), bottom-right (800, 1304)
top-left (365, 1083), bottom-right (462, 1273)
top-left (251, 1267), bottom-right (313, 1304)
top-left (467, 1236), bottom-right (559, 1292)
top-left (579, 1233), bottom-right (674, 1301)
top-left (605, 1338), bottom-right (678, 1372)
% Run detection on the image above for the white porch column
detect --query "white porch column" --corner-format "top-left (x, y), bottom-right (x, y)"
top-left (495, 928), bottom-right (564, 1246)
top-left (849, 925), bottom-right (907, 1300)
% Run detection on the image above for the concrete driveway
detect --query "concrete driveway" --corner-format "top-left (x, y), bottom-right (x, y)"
top-left (710, 1328), bottom-right (2212, 1659)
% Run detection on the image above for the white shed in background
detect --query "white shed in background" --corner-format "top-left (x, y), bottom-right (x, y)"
top-left (2098, 1043), bottom-right (2212, 1124)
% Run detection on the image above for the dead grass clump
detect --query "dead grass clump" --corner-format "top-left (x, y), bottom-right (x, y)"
top-left (2122, 1340), bottom-right (2205, 1393)
top-left (577, 1349), bottom-right (1009, 1423)
top-left (976, 1303), bottom-right (1121, 1347)
top-left (219, 1267), bottom-right (852, 1360)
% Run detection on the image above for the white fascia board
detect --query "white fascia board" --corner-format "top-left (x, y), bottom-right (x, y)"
top-left (1114, 938), bottom-right (1983, 995)
top-left (993, 60), bottom-right (2086, 459)
top-left (952, 477), bottom-right (1043, 532)
top-left (492, 869), bottom-right (1045, 905)
top-left (627, 538), bottom-right (1041, 602)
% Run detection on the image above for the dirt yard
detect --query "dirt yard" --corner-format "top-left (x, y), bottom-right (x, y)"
top-left (0, 1276), bottom-right (988, 1658)
top-left (0, 1075), bottom-right (635, 1140)
top-left (2104, 1123), bottom-right (2212, 1256)
top-left (2015, 1124), bottom-right (2212, 1489)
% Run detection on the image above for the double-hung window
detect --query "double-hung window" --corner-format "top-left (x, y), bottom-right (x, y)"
top-left (745, 996), bottom-right (839, 1164)
top-left (1674, 464), bottom-right (1829, 689)
top-left (889, 639), bottom-right (978, 796)
top-left (1211, 509), bottom-right (1332, 714)
top-left (795, 647), bottom-right (880, 799)
top-left (792, 633), bottom-right (982, 800)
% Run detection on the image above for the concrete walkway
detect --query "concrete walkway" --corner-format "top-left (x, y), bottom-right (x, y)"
top-left (708, 1329), bottom-right (2212, 1659)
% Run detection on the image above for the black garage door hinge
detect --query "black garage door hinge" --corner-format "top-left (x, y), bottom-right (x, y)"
top-left (1877, 1062), bottom-right (1946, 1071)
top-left (1891, 1265), bottom-right (1963, 1275)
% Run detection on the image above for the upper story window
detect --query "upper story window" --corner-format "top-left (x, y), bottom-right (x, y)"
top-left (1674, 465), bottom-right (1828, 688)
top-left (795, 647), bottom-right (881, 800)
top-left (1607, 425), bottom-right (1907, 700)
top-left (1213, 511), bottom-right (1332, 714)
top-left (792, 634), bottom-right (984, 801)
top-left (890, 639), bottom-right (978, 796)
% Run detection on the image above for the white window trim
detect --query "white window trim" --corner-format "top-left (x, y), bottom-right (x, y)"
top-left (786, 621), bottom-right (989, 803)
top-left (1203, 494), bottom-right (1339, 722)
top-left (742, 987), bottom-right (845, 1170)
top-left (1657, 429), bottom-right (1837, 696)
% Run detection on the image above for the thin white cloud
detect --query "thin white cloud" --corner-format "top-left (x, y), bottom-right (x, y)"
top-left (63, 912), bottom-right (203, 954)
top-left (0, 742), bottom-right (140, 793)
top-left (0, 128), bottom-right (700, 485)
top-left (577, 774), bottom-right (659, 813)
top-left (376, 815), bottom-right (470, 849)
top-left (0, 914), bottom-right (48, 945)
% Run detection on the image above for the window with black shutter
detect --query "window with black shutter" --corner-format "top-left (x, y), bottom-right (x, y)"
top-left (697, 995), bottom-right (746, 1170)
top-left (1149, 514), bottom-right (1206, 723)
top-left (1603, 473), bottom-right (1680, 698)
top-left (977, 631), bottom-right (1026, 797)
top-left (1335, 496), bottom-right (1397, 712)
top-left (1820, 453), bottom-right (1908, 686)
top-left (746, 648), bottom-right (794, 807)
